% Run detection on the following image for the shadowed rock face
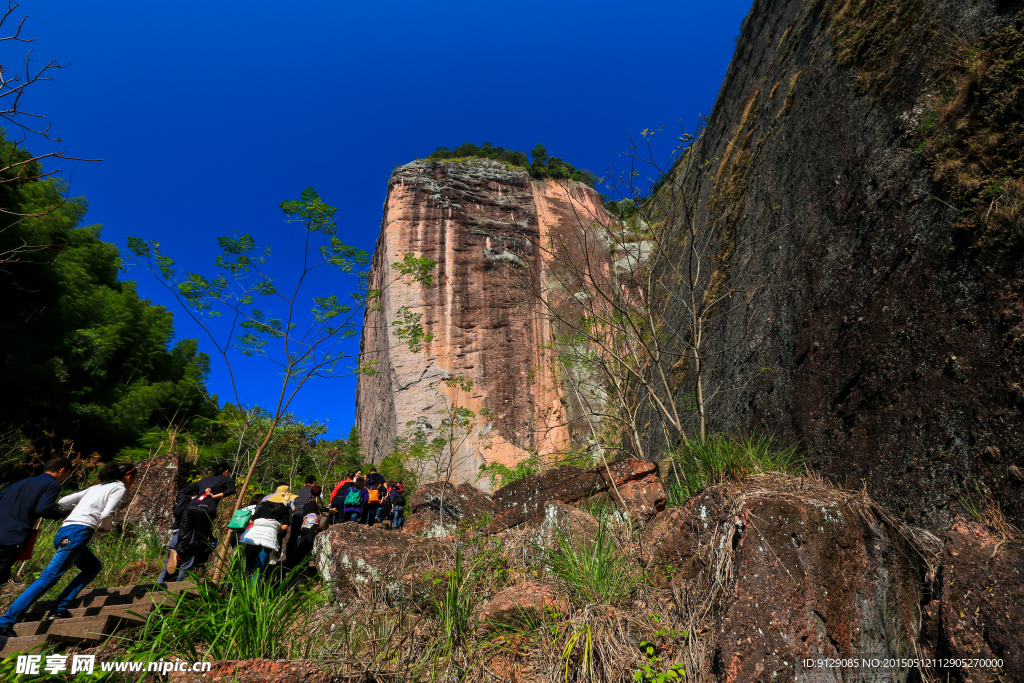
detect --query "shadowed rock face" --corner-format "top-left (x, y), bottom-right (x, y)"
top-left (356, 159), bottom-right (613, 487)
top-left (641, 0), bottom-right (1024, 531)
top-left (643, 483), bottom-right (925, 683)
top-left (920, 519), bottom-right (1023, 682)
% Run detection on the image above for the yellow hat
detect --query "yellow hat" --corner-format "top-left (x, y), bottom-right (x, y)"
top-left (266, 484), bottom-right (297, 504)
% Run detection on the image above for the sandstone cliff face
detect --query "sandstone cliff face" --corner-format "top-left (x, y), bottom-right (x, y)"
top-left (645, 0), bottom-right (1024, 531)
top-left (356, 160), bottom-right (612, 486)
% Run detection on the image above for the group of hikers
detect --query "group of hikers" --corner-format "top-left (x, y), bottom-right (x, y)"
top-left (0, 456), bottom-right (407, 640)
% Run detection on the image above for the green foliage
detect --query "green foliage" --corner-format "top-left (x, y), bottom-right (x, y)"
top-left (130, 554), bottom-right (328, 660)
top-left (0, 132), bottom-right (217, 467)
top-left (634, 640), bottom-right (686, 683)
top-left (427, 546), bottom-right (478, 655)
top-left (528, 144), bottom-right (599, 186)
top-left (426, 141), bottom-right (529, 168)
top-left (540, 520), bottom-right (642, 608)
top-left (425, 141), bottom-right (599, 186)
top-left (481, 456), bottom-right (539, 488)
top-left (664, 433), bottom-right (805, 504)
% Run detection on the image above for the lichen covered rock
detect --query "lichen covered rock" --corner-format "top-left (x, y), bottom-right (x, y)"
top-left (644, 480), bottom-right (928, 682)
top-left (403, 481), bottom-right (494, 537)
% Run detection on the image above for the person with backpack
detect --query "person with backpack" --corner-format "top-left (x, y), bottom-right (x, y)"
top-left (0, 463), bottom-right (137, 637)
top-left (228, 493), bottom-right (265, 549)
top-left (166, 488), bottom-right (221, 582)
top-left (329, 476), bottom-right (355, 524)
top-left (0, 457), bottom-right (72, 586)
top-left (363, 477), bottom-right (386, 525)
top-left (239, 485), bottom-right (296, 580)
top-left (365, 468), bottom-right (384, 490)
top-left (340, 478), bottom-right (367, 523)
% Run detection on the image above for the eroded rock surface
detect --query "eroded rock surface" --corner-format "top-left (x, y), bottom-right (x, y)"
top-left (487, 458), bottom-right (663, 531)
top-left (313, 522), bottom-right (445, 602)
top-left (476, 580), bottom-right (569, 631)
top-left (403, 481), bottom-right (494, 537)
top-left (113, 452), bottom-right (186, 536)
top-left (920, 519), bottom-right (1023, 682)
top-left (643, 481), bottom-right (927, 683)
top-left (356, 159), bottom-right (613, 486)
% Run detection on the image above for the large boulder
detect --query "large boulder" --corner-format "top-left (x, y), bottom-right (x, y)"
top-left (487, 458), bottom-right (663, 532)
top-left (113, 452), bottom-right (186, 537)
top-left (403, 481), bottom-right (494, 537)
top-left (643, 480), bottom-right (931, 683)
top-left (920, 519), bottom-right (1023, 682)
top-left (313, 522), bottom-right (445, 603)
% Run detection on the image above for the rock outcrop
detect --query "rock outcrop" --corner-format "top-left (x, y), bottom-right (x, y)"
top-left (312, 522), bottom-right (445, 602)
top-left (486, 458), bottom-right (664, 532)
top-left (643, 479), bottom-right (933, 683)
top-left (356, 159), bottom-right (614, 487)
top-left (920, 519), bottom-right (1023, 682)
top-left (403, 481), bottom-right (494, 537)
top-left (476, 581), bottom-right (569, 632)
top-left (639, 0), bottom-right (1024, 531)
top-left (113, 452), bottom-right (188, 536)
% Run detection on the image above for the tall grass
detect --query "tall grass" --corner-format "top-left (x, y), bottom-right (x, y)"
top-left (427, 545), bottom-right (478, 654)
top-left (129, 554), bottom-right (328, 661)
top-left (541, 521), bottom-right (641, 608)
top-left (665, 433), bottom-right (805, 505)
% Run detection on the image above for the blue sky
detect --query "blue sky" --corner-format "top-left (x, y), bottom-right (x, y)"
top-left (21, 0), bottom-right (750, 440)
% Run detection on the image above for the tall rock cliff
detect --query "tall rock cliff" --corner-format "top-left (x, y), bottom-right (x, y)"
top-left (646, 0), bottom-right (1024, 530)
top-left (357, 159), bottom-right (612, 486)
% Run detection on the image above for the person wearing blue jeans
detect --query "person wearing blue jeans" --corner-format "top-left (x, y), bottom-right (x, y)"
top-left (392, 505), bottom-right (404, 530)
top-left (0, 462), bottom-right (136, 638)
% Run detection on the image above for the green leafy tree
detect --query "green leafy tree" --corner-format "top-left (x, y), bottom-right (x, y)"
top-left (0, 134), bottom-right (215, 472)
top-left (129, 187), bottom-right (436, 566)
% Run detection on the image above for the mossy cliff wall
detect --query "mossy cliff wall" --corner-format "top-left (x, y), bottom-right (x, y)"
top-left (649, 0), bottom-right (1024, 531)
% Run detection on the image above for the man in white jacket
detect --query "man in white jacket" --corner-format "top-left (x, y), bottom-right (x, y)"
top-left (0, 463), bottom-right (136, 637)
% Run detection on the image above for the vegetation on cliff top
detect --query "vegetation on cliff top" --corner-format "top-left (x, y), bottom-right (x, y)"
top-left (426, 141), bottom-right (599, 187)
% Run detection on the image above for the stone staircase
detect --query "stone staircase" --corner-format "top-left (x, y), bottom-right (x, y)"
top-left (0, 581), bottom-right (195, 657)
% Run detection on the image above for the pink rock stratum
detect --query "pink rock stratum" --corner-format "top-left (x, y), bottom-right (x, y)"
top-left (356, 159), bottom-right (613, 488)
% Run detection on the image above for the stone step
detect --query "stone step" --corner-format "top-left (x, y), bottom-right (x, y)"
top-left (22, 598), bottom-right (156, 624)
top-left (46, 614), bottom-right (127, 647)
top-left (0, 633), bottom-right (53, 657)
top-left (29, 580), bottom-right (194, 614)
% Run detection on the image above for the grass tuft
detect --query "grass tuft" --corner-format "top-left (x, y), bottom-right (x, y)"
top-left (664, 433), bottom-right (805, 504)
top-left (540, 521), bottom-right (642, 609)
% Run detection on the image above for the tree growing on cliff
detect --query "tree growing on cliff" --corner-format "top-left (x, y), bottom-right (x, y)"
top-left (129, 187), bottom-right (436, 571)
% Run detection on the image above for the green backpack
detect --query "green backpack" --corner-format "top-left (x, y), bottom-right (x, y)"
top-left (228, 507), bottom-right (253, 530)
top-left (343, 489), bottom-right (362, 506)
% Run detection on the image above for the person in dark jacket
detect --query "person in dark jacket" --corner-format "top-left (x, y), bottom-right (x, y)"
top-left (289, 492), bottom-right (322, 567)
top-left (177, 463), bottom-right (237, 515)
top-left (160, 463), bottom-right (236, 582)
top-left (0, 458), bottom-right (72, 585)
top-left (391, 481), bottom-right (406, 530)
top-left (286, 476), bottom-right (317, 561)
top-left (365, 468), bottom-right (384, 489)
top-left (365, 478), bottom-right (386, 525)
